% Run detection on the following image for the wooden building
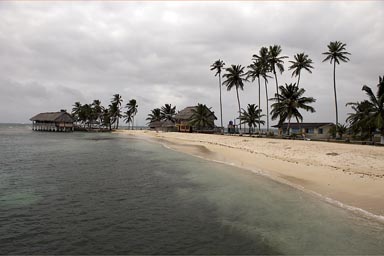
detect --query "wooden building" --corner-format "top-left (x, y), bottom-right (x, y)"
top-left (30, 110), bottom-right (74, 132)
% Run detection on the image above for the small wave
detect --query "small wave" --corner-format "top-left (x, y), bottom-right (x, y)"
top-left (159, 140), bottom-right (384, 225)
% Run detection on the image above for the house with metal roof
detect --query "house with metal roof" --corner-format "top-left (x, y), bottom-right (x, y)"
top-left (30, 110), bottom-right (74, 132)
top-left (272, 122), bottom-right (334, 139)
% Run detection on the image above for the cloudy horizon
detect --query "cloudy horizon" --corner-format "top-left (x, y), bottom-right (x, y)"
top-left (0, 1), bottom-right (383, 127)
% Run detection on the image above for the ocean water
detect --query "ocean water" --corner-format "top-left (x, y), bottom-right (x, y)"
top-left (0, 124), bottom-right (384, 255)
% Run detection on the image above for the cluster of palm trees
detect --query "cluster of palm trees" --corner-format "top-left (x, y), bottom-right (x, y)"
top-left (71, 94), bottom-right (138, 130)
top-left (146, 104), bottom-right (176, 123)
top-left (211, 41), bottom-right (351, 135)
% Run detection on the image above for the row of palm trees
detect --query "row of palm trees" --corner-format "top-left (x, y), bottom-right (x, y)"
top-left (211, 41), bottom-right (351, 134)
top-left (71, 94), bottom-right (138, 130)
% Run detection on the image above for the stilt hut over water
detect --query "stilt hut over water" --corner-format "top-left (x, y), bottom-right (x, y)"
top-left (30, 110), bottom-right (74, 132)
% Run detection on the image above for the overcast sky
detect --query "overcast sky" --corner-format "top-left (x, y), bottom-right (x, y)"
top-left (0, 1), bottom-right (383, 127)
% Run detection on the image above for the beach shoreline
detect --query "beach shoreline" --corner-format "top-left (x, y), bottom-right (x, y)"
top-left (116, 130), bottom-right (384, 219)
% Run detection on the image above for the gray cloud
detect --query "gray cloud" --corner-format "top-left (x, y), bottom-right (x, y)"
top-left (0, 1), bottom-right (383, 127)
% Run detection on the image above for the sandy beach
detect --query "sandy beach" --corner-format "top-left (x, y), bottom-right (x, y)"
top-left (117, 130), bottom-right (384, 218)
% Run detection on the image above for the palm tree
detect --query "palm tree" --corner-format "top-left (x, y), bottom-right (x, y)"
top-left (92, 100), bottom-right (103, 127)
top-left (210, 59), bottom-right (225, 130)
top-left (270, 83), bottom-right (316, 135)
top-left (101, 108), bottom-right (112, 130)
top-left (267, 45), bottom-right (288, 102)
top-left (346, 100), bottom-right (375, 140)
top-left (79, 104), bottom-right (92, 128)
top-left (239, 104), bottom-right (265, 134)
top-left (223, 64), bottom-right (246, 132)
top-left (160, 104), bottom-right (176, 122)
top-left (246, 61), bottom-right (263, 132)
top-left (336, 123), bottom-right (348, 139)
top-left (322, 41), bottom-right (351, 127)
top-left (126, 99), bottom-right (138, 129)
top-left (361, 76), bottom-right (384, 144)
top-left (253, 47), bottom-right (272, 132)
top-left (189, 103), bottom-right (215, 130)
top-left (111, 94), bottom-right (123, 129)
top-left (146, 108), bottom-right (162, 123)
top-left (123, 110), bottom-right (133, 129)
top-left (288, 53), bottom-right (314, 87)
top-left (72, 102), bottom-right (82, 125)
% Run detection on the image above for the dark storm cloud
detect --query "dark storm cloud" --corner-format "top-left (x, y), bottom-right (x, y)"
top-left (0, 1), bottom-right (382, 126)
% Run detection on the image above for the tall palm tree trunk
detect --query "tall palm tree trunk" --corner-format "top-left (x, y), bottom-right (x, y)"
top-left (296, 116), bottom-right (302, 137)
top-left (265, 80), bottom-right (269, 132)
top-left (273, 69), bottom-right (279, 103)
top-left (258, 77), bottom-right (261, 133)
top-left (297, 72), bottom-right (301, 87)
top-left (236, 87), bottom-right (242, 133)
top-left (287, 118), bottom-right (291, 136)
top-left (333, 61), bottom-right (339, 127)
top-left (219, 73), bottom-right (223, 131)
top-left (381, 133), bottom-right (384, 144)
top-left (132, 117), bottom-right (135, 130)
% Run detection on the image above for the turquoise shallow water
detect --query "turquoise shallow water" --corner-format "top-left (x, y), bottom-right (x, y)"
top-left (0, 124), bottom-right (384, 254)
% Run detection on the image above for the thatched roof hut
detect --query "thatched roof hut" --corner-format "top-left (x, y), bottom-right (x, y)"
top-left (175, 106), bottom-right (217, 132)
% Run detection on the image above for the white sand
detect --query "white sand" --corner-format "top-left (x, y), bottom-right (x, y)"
top-left (117, 130), bottom-right (384, 217)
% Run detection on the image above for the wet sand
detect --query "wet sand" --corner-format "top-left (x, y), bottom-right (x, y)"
top-left (117, 130), bottom-right (384, 217)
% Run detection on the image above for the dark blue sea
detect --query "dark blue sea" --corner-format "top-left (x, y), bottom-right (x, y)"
top-left (1, 124), bottom-right (384, 255)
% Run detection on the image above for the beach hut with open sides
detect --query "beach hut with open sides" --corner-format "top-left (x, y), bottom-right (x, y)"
top-left (30, 110), bottom-right (74, 132)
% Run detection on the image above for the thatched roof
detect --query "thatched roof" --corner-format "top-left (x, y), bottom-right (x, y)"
top-left (272, 122), bottom-right (334, 129)
top-left (148, 120), bottom-right (175, 128)
top-left (162, 120), bottom-right (175, 127)
top-left (148, 121), bottom-right (162, 128)
top-left (174, 106), bottom-right (196, 120)
top-left (175, 106), bottom-right (217, 121)
top-left (30, 111), bottom-right (74, 123)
